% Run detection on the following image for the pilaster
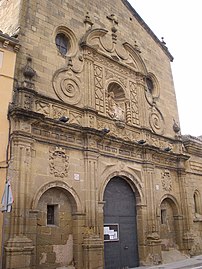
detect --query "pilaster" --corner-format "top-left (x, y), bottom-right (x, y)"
top-left (178, 170), bottom-right (194, 252)
top-left (143, 163), bottom-right (162, 265)
top-left (4, 135), bottom-right (35, 269)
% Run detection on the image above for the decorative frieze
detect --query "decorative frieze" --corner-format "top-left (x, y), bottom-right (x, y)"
top-left (152, 154), bottom-right (177, 168)
top-left (69, 111), bottom-right (82, 125)
top-left (36, 101), bottom-right (50, 116)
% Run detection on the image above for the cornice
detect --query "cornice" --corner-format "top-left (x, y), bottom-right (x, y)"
top-left (182, 135), bottom-right (202, 157)
top-left (0, 30), bottom-right (20, 52)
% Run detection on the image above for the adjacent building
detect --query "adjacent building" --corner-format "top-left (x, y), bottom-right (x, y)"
top-left (0, 0), bottom-right (202, 269)
top-left (0, 31), bottom-right (19, 263)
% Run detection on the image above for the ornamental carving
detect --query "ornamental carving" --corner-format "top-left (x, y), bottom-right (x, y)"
top-left (129, 81), bottom-right (140, 126)
top-left (161, 170), bottom-right (172, 192)
top-left (53, 69), bottom-right (82, 105)
top-left (36, 101), bottom-right (50, 116)
top-left (49, 147), bottom-right (69, 178)
top-left (149, 108), bottom-right (164, 135)
top-left (107, 91), bottom-right (125, 122)
top-left (94, 64), bottom-right (104, 113)
top-left (52, 105), bottom-right (68, 119)
top-left (24, 94), bottom-right (33, 110)
top-left (81, 28), bottom-right (147, 73)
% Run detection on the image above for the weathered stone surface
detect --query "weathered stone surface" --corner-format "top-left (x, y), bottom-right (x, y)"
top-left (0, 0), bottom-right (202, 269)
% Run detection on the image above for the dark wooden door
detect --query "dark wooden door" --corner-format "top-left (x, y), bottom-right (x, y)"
top-left (104, 177), bottom-right (139, 269)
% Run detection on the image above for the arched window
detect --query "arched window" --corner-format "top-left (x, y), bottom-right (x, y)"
top-left (193, 190), bottom-right (201, 214)
top-left (55, 33), bottom-right (69, 56)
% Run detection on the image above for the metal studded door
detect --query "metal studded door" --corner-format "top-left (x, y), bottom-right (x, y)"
top-left (104, 177), bottom-right (139, 269)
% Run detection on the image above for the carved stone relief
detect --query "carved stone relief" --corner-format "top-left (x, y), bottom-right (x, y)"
top-left (107, 91), bottom-right (125, 122)
top-left (36, 101), bottom-right (50, 116)
top-left (69, 111), bottom-right (82, 125)
top-left (81, 28), bottom-right (147, 73)
top-left (23, 94), bottom-right (33, 110)
top-left (161, 170), bottom-right (172, 192)
top-left (149, 108), bottom-right (164, 135)
top-left (53, 69), bottom-right (82, 105)
top-left (94, 64), bottom-right (104, 113)
top-left (97, 119), bottom-right (140, 143)
top-left (88, 114), bottom-right (96, 128)
top-left (129, 81), bottom-right (140, 126)
top-left (52, 105), bottom-right (68, 120)
top-left (49, 147), bottom-right (69, 178)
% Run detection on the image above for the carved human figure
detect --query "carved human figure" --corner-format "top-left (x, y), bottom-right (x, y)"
top-left (108, 91), bottom-right (125, 121)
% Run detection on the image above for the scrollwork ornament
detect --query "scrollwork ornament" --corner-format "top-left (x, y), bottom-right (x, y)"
top-left (149, 109), bottom-right (164, 135)
top-left (49, 147), bottom-right (69, 178)
top-left (53, 69), bottom-right (82, 105)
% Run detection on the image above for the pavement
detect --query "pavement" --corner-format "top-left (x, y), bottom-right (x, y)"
top-left (132, 255), bottom-right (202, 269)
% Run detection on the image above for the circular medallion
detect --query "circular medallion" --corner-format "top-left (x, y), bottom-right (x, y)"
top-left (53, 71), bottom-right (81, 104)
top-left (149, 110), bottom-right (164, 135)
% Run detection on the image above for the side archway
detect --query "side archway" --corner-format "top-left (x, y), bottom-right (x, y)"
top-left (158, 195), bottom-right (182, 250)
top-left (32, 180), bottom-right (83, 213)
top-left (31, 181), bottom-right (84, 268)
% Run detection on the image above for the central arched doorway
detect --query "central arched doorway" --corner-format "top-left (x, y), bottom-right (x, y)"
top-left (103, 177), bottom-right (139, 269)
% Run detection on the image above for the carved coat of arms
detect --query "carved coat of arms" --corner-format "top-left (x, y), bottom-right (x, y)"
top-left (49, 147), bottom-right (69, 178)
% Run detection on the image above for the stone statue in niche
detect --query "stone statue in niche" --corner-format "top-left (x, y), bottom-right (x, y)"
top-left (108, 91), bottom-right (125, 122)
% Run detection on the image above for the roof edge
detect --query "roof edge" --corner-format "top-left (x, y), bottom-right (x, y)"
top-left (122, 0), bottom-right (174, 62)
top-left (0, 30), bottom-right (19, 45)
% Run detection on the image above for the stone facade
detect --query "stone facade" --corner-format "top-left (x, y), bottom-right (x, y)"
top-left (0, 0), bottom-right (202, 268)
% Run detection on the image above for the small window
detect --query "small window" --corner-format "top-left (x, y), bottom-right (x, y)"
top-left (194, 191), bottom-right (201, 214)
top-left (47, 205), bottom-right (57, 225)
top-left (146, 77), bottom-right (154, 94)
top-left (161, 209), bottom-right (167, 224)
top-left (55, 33), bottom-right (69, 56)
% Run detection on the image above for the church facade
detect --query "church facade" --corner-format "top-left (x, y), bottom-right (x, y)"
top-left (0, 0), bottom-right (202, 269)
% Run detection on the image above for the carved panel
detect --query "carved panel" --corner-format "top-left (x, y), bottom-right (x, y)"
top-left (49, 147), bottom-right (69, 178)
top-left (23, 94), bottom-right (33, 110)
top-left (94, 64), bottom-right (104, 113)
top-left (52, 105), bottom-right (68, 119)
top-left (69, 111), bottom-right (82, 125)
top-left (161, 170), bottom-right (172, 192)
top-left (36, 101), bottom-right (50, 116)
top-left (89, 114), bottom-right (96, 128)
top-left (129, 81), bottom-right (140, 126)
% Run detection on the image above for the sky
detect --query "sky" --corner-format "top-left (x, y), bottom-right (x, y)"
top-left (128, 0), bottom-right (201, 137)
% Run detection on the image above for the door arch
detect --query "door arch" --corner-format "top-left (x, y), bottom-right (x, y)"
top-left (160, 197), bottom-right (179, 250)
top-left (103, 176), bottom-right (139, 269)
top-left (36, 187), bottom-right (75, 268)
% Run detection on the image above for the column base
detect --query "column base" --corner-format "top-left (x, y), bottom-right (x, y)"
top-left (4, 236), bottom-right (34, 269)
top-left (82, 235), bottom-right (103, 269)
